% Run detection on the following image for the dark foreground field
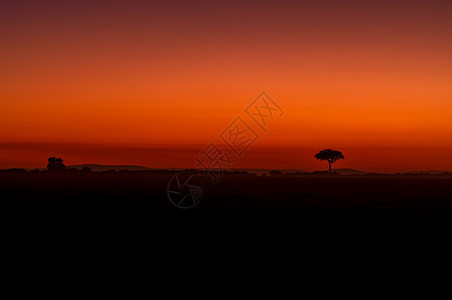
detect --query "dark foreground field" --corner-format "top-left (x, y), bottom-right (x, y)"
top-left (2, 171), bottom-right (452, 249)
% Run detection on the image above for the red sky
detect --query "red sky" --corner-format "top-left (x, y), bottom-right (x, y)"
top-left (1, 0), bottom-right (451, 171)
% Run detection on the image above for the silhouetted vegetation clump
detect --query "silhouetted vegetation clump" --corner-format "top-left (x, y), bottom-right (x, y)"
top-left (291, 171), bottom-right (305, 175)
top-left (269, 170), bottom-right (283, 176)
top-left (47, 157), bottom-right (66, 171)
top-left (81, 166), bottom-right (92, 173)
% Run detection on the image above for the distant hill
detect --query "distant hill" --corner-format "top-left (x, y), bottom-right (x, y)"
top-left (32, 164), bottom-right (449, 175)
top-left (69, 164), bottom-right (154, 171)
top-left (54, 166), bottom-right (381, 174)
top-left (6, 165), bottom-right (451, 175)
top-left (399, 170), bottom-right (450, 175)
top-left (230, 169), bottom-right (306, 175)
top-left (332, 168), bottom-right (370, 175)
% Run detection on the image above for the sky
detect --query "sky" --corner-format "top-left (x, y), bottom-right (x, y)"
top-left (1, 0), bottom-right (451, 171)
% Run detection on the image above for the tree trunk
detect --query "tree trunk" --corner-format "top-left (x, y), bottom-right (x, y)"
top-left (328, 161), bottom-right (332, 174)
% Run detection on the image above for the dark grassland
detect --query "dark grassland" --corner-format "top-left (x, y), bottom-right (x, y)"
top-left (2, 171), bottom-right (452, 247)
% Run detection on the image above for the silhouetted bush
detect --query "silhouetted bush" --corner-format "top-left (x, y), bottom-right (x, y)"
top-left (269, 170), bottom-right (283, 176)
top-left (47, 157), bottom-right (66, 171)
top-left (291, 172), bottom-right (305, 175)
top-left (81, 166), bottom-right (92, 173)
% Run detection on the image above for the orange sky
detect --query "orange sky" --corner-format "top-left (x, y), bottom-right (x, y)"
top-left (1, 0), bottom-right (451, 171)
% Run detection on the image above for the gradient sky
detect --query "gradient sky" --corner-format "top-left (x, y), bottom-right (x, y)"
top-left (1, 0), bottom-right (451, 171)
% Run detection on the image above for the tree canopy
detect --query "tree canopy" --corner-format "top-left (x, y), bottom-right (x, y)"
top-left (47, 157), bottom-right (66, 171)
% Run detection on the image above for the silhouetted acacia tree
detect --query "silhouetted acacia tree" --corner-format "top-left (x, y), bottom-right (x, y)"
top-left (314, 149), bottom-right (344, 174)
top-left (47, 157), bottom-right (66, 171)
